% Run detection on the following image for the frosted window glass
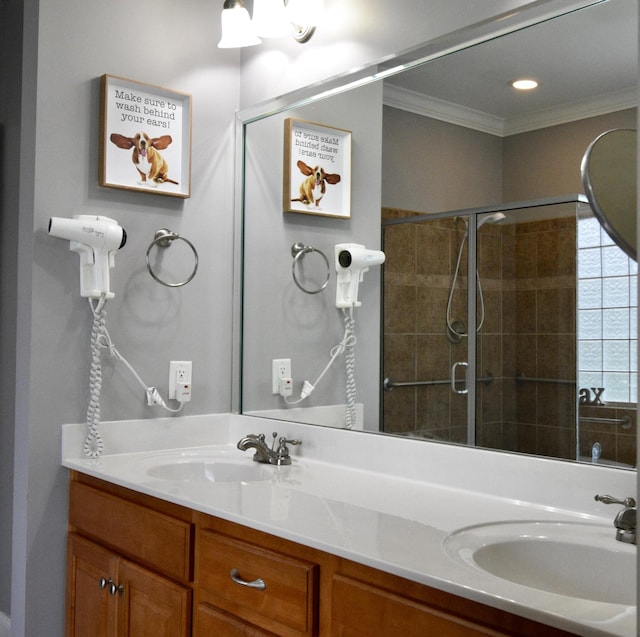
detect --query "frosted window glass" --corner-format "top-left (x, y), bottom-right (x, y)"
top-left (602, 246), bottom-right (629, 277)
top-left (578, 279), bottom-right (601, 309)
top-left (579, 309), bottom-right (602, 339)
top-left (632, 341), bottom-right (638, 373)
top-left (579, 371), bottom-right (602, 388)
top-left (603, 340), bottom-right (629, 371)
top-left (632, 309), bottom-right (638, 339)
top-left (631, 276), bottom-right (637, 306)
top-left (578, 248), bottom-right (601, 278)
top-left (630, 259), bottom-right (638, 276)
top-left (602, 277), bottom-right (629, 308)
top-left (631, 373), bottom-right (638, 403)
top-left (603, 308), bottom-right (628, 339)
top-left (600, 228), bottom-right (615, 246)
top-left (578, 217), bottom-right (601, 247)
top-left (603, 372), bottom-right (629, 403)
top-left (579, 340), bottom-right (602, 370)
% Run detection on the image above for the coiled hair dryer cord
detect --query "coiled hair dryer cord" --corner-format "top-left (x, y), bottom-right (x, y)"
top-left (84, 300), bottom-right (106, 458)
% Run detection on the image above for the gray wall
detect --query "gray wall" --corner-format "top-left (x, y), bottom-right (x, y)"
top-left (242, 82), bottom-right (383, 427)
top-left (382, 107), bottom-right (637, 211)
top-left (4, 0), bottom-right (240, 633)
top-left (382, 107), bottom-right (504, 212)
top-left (1, 0), bottom-right (596, 634)
top-left (503, 108), bottom-right (637, 200)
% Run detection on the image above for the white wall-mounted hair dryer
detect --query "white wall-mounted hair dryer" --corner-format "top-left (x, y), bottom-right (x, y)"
top-left (335, 243), bottom-right (385, 308)
top-left (48, 215), bottom-right (127, 299)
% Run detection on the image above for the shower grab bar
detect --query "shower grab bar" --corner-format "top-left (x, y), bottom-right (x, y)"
top-left (580, 415), bottom-right (632, 430)
top-left (516, 375), bottom-right (574, 385)
top-left (383, 374), bottom-right (493, 392)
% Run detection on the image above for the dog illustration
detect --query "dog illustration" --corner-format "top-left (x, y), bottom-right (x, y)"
top-left (292, 160), bottom-right (341, 207)
top-left (110, 132), bottom-right (179, 187)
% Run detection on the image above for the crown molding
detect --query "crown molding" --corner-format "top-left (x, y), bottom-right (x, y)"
top-left (383, 84), bottom-right (637, 137)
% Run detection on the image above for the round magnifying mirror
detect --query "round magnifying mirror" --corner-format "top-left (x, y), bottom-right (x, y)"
top-left (581, 128), bottom-right (637, 260)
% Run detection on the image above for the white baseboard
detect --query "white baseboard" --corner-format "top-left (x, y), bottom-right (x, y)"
top-left (0, 612), bottom-right (9, 637)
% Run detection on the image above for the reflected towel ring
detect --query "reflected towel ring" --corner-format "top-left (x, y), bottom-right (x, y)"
top-left (291, 242), bottom-right (330, 294)
top-left (146, 228), bottom-right (199, 287)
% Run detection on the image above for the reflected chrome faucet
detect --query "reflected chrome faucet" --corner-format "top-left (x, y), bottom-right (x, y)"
top-left (237, 433), bottom-right (301, 466)
top-left (595, 494), bottom-right (637, 544)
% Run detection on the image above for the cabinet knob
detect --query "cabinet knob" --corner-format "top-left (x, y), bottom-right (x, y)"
top-left (108, 580), bottom-right (124, 596)
top-left (230, 568), bottom-right (266, 591)
top-left (99, 577), bottom-right (108, 590)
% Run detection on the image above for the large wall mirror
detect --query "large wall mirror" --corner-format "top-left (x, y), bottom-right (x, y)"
top-left (239, 0), bottom-right (637, 469)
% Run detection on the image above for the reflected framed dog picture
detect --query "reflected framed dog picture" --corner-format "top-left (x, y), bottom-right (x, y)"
top-left (99, 75), bottom-right (192, 198)
top-left (283, 118), bottom-right (351, 218)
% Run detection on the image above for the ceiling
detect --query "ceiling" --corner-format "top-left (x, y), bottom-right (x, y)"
top-left (384, 0), bottom-right (637, 136)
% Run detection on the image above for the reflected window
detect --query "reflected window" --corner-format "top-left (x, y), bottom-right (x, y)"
top-left (578, 213), bottom-right (638, 404)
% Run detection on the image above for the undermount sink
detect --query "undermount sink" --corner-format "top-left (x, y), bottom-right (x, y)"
top-left (444, 521), bottom-right (636, 605)
top-left (147, 459), bottom-right (273, 483)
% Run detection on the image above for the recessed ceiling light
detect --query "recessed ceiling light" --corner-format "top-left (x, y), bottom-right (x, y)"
top-left (510, 78), bottom-right (539, 91)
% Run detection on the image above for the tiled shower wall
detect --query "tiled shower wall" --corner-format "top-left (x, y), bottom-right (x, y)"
top-left (381, 208), bottom-right (608, 461)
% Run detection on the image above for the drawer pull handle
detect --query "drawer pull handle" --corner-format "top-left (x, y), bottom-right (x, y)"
top-left (230, 568), bottom-right (266, 591)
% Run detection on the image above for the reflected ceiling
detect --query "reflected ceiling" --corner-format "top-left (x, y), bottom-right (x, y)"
top-left (385, 0), bottom-right (637, 135)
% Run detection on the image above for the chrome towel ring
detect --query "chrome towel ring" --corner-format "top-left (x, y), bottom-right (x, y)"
top-left (291, 242), bottom-right (330, 295)
top-left (146, 228), bottom-right (199, 288)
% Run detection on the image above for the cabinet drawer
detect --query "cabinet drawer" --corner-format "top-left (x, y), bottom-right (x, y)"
top-left (69, 481), bottom-right (192, 582)
top-left (194, 603), bottom-right (278, 636)
top-left (331, 575), bottom-right (509, 637)
top-left (197, 529), bottom-right (318, 636)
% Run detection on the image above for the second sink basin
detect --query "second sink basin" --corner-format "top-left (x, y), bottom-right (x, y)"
top-left (444, 521), bottom-right (636, 605)
top-left (147, 459), bottom-right (273, 483)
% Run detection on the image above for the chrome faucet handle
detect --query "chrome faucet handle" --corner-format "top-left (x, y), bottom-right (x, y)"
top-left (595, 494), bottom-right (636, 508)
top-left (279, 437), bottom-right (301, 447)
top-left (274, 437), bottom-right (302, 465)
top-left (596, 494), bottom-right (637, 544)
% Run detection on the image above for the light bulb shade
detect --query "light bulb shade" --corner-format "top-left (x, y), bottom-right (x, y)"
top-left (286, 0), bottom-right (325, 27)
top-left (218, 0), bottom-right (261, 48)
top-left (252, 0), bottom-right (290, 37)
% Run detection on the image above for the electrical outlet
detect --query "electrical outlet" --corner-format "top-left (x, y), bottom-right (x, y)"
top-left (169, 361), bottom-right (192, 401)
top-left (272, 358), bottom-right (291, 394)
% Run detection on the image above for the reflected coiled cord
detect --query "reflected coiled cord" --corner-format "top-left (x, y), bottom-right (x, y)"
top-left (343, 308), bottom-right (357, 429)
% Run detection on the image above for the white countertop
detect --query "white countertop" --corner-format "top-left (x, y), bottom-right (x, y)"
top-left (62, 413), bottom-right (637, 637)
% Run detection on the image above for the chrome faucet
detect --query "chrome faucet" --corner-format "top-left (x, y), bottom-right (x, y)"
top-left (595, 494), bottom-right (637, 544)
top-left (237, 432), bottom-right (301, 466)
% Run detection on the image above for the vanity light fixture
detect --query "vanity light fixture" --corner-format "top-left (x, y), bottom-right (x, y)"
top-left (217, 0), bottom-right (323, 48)
top-left (218, 0), bottom-right (262, 48)
top-left (509, 78), bottom-right (539, 91)
top-left (285, 0), bottom-right (324, 42)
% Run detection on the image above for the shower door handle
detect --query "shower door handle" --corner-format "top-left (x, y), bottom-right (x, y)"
top-left (451, 361), bottom-right (469, 394)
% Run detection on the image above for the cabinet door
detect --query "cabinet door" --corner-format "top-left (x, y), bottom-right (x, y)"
top-left (116, 559), bottom-right (191, 637)
top-left (66, 534), bottom-right (116, 637)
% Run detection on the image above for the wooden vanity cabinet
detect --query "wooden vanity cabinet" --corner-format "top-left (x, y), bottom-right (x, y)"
top-left (66, 473), bottom-right (193, 637)
top-left (66, 473), bottom-right (578, 637)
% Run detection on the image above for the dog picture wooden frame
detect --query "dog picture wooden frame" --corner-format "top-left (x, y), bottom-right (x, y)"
top-left (99, 74), bottom-right (192, 198)
top-left (283, 118), bottom-right (352, 218)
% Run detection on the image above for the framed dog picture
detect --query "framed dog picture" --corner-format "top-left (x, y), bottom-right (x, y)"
top-left (283, 118), bottom-right (351, 218)
top-left (99, 75), bottom-right (192, 198)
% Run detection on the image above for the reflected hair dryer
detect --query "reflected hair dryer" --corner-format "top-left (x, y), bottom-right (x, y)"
top-left (335, 243), bottom-right (385, 308)
top-left (48, 215), bottom-right (127, 299)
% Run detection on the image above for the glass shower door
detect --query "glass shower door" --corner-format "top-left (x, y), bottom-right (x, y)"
top-left (381, 214), bottom-right (470, 443)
